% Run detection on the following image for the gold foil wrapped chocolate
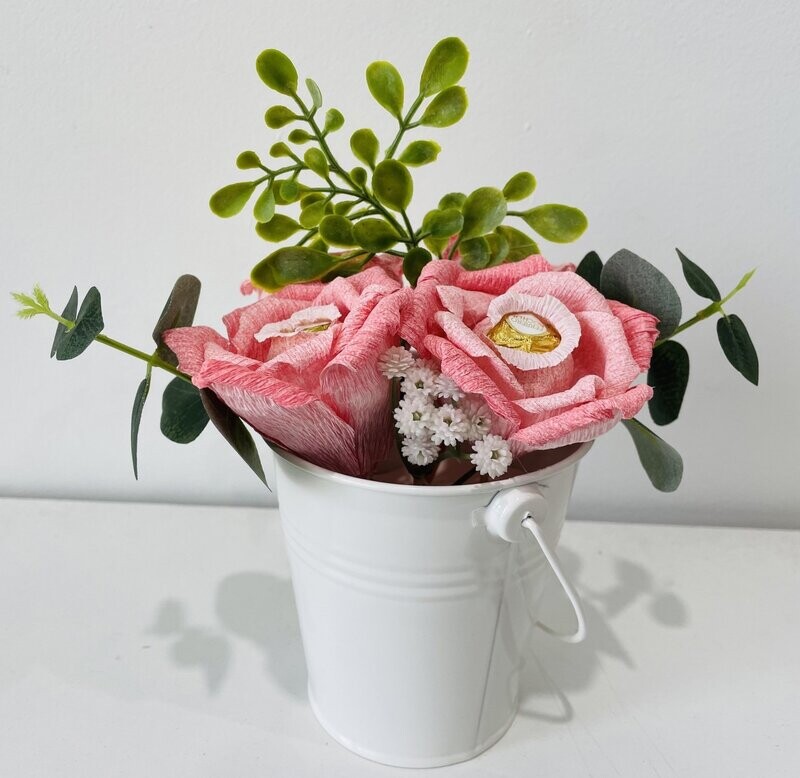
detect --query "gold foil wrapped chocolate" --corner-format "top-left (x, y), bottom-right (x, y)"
top-left (488, 312), bottom-right (561, 353)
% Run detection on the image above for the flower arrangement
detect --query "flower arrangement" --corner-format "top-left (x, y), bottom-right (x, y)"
top-left (13, 37), bottom-right (759, 491)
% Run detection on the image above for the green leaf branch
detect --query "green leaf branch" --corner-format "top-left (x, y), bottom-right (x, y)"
top-left (211, 37), bottom-right (590, 291)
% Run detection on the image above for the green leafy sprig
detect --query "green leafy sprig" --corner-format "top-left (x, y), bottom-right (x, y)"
top-left (576, 248), bottom-right (758, 491)
top-left (12, 281), bottom-right (267, 485)
top-left (210, 37), bottom-right (589, 291)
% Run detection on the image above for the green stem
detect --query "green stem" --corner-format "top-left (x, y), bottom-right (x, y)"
top-left (46, 309), bottom-right (191, 382)
top-left (291, 92), bottom-right (411, 242)
top-left (385, 93), bottom-right (425, 159)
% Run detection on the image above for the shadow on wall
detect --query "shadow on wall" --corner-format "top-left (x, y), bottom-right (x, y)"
top-left (519, 548), bottom-right (689, 723)
top-left (148, 550), bottom-right (687, 710)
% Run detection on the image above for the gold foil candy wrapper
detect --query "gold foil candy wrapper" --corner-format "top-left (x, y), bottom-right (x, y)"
top-left (488, 312), bottom-right (561, 354)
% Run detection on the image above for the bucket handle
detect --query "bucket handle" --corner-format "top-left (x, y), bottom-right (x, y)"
top-left (482, 485), bottom-right (586, 644)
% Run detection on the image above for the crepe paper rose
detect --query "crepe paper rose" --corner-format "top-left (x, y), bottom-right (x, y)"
top-left (163, 261), bottom-right (408, 476)
top-left (401, 258), bottom-right (659, 452)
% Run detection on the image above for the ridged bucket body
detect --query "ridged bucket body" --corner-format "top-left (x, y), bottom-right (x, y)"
top-left (272, 442), bottom-right (590, 768)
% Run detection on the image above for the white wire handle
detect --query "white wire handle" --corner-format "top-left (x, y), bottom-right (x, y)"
top-left (481, 485), bottom-right (587, 644)
top-left (521, 515), bottom-right (587, 644)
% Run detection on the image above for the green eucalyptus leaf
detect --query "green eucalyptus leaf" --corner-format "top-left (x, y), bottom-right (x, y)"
top-left (419, 86), bottom-right (467, 127)
top-left (648, 341), bottom-right (690, 425)
top-left (439, 192), bottom-right (466, 210)
top-left (502, 172), bottom-right (536, 201)
top-left (255, 49), bottom-right (298, 96)
top-left (160, 377), bottom-right (209, 444)
top-left (236, 150), bottom-right (262, 169)
top-left (252, 186), bottom-right (276, 223)
top-left (676, 248), bottom-right (721, 301)
top-left (576, 250), bottom-right (603, 290)
top-left (264, 105), bottom-right (298, 129)
top-left (304, 147), bottom-right (329, 178)
top-left (520, 204), bottom-right (588, 243)
top-left (55, 287), bottom-right (104, 360)
top-left (324, 108), bottom-right (344, 132)
top-left (495, 226), bottom-right (539, 262)
top-left (152, 274), bottom-right (202, 366)
top-left (299, 199), bottom-right (327, 229)
top-left (130, 372), bottom-right (151, 480)
top-left (288, 128), bottom-right (314, 144)
top-left (353, 218), bottom-right (400, 251)
top-left (623, 418), bottom-right (683, 492)
top-left (600, 249), bottom-right (682, 337)
top-left (403, 247), bottom-right (433, 286)
top-left (461, 187), bottom-right (507, 240)
top-left (398, 140), bottom-right (441, 167)
top-left (306, 77), bottom-right (323, 108)
top-left (486, 230), bottom-right (510, 266)
top-left (209, 182), bottom-right (256, 218)
top-left (350, 166), bottom-right (368, 188)
top-left (350, 129), bottom-right (379, 169)
top-left (319, 214), bottom-right (357, 247)
top-left (199, 388), bottom-right (266, 486)
top-left (372, 159), bottom-right (413, 212)
top-left (251, 246), bottom-right (337, 292)
top-left (366, 60), bottom-right (404, 118)
top-left (420, 37), bottom-right (469, 96)
top-left (255, 214), bottom-right (301, 242)
top-left (270, 142), bottom-right (293, 159)
top-left (717, 315), bottom-right (759, 385)
top-left (460, 237), bottom-right (491, 269)
top-left (422, 208), bottom-right (464, 238)
top-left (51, 286), bottom-right (78, 357)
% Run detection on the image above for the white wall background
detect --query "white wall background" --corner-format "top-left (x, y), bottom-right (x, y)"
top-left (2, 0), bottom-right (798, 527)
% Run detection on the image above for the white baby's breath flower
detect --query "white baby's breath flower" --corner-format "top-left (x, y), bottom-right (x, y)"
top-left (401, 434), bottom-right (440, 466)
top-left (430, 404), bottom-right (469, 446)
top-left (433, 373), bottom-right (464, 402)
top-left (470, 434), bottom-right (513, 479)
top-left (460, 396), bottom-right (493, 441)
top-left (401, 364), bottom-right (438, 397)
top-left (393, 394), bottom-right (435, 437)
top-left (379, 346), bottom-right (415, 379)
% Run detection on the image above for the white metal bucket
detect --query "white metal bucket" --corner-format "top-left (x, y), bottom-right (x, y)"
top-left (269, 441), bottom-right (592, 768)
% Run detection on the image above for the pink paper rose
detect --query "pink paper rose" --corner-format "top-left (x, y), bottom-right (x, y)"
top-left (401, 257), bottom-right (659, 451)
top-left (164, 259), bottom-right (408, 476)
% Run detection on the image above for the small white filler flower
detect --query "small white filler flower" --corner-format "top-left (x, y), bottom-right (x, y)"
top-left (470, 435), bottom-right (514, 479)
top-left (460, 397), bottom-right (492, 441)
top-left (433, 373), bottom-right (464, 402)
top-left (393, 394), bottom-right (435, 438)
top-left (429, 404), bottom-right (469, 447)
top-left (378, 346), bottom-right (416, 379)
top-left (401, 363), bottom-right (438, 397)
top-left (401, 434), bottom-right (440, 466)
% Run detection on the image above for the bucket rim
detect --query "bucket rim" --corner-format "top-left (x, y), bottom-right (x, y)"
top-left (269, 440), bottom-right (593, 497)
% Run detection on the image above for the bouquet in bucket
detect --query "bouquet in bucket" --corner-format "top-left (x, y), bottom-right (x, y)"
top-left (13, 37), bottom-right (759, 491)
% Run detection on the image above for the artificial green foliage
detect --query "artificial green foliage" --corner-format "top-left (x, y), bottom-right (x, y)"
top-left (209, 37), bottom-right (593, 290)
top-left (600, 249), bottom-right (682, 337)
top-left (55, 287), bottom-right (104, 360)
top-left (717, 315), bottom-right (759, 385)
top-left (676, 248), bottom-right (721, 301)
top-left (623, 418), bottom-right (684, 492)
top-left (251, 246), bottom-right (338, 291)
top-left (419, 37), bottom-right (469, 96)
top-left (130, 373), bottom-right (151, 480)
top-left (648, 341), bottom-right (690, 425)
top-left (502, 172), bottom-right (536, 201)
top-left (366, 61), bottom-right (404, 118)
top-left (160, 377), bottom-right (210, 443)
top-left (576, 250), bottom-right (603, 290)
top-left (418, 86), bottom-right (467, 127)
top-left (51, 286), bottom-right (78, 357)
top-left (403, 247), bottom-right (433, 286)
top-left (151, 274), bottom-right (202, 366)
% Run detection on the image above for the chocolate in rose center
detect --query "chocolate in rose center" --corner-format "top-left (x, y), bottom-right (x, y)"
top-left (488, 312), bottom-right (561, 354)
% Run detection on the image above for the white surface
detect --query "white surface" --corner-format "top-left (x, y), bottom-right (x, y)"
top-left (2, 1), bottom-right (800, 525)
top-left (1, 497), bottom-right (798, 777)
